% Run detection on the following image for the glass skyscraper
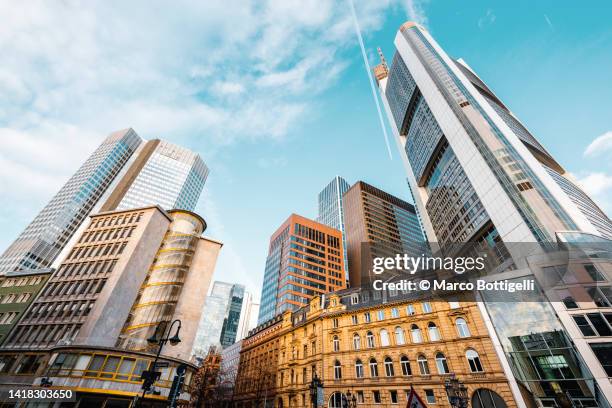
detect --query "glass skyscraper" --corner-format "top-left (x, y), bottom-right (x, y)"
top-left (377, 22), bottom-right (612, 406)
top-left (0, 130), bottom-right (209, 275)
top-left (317, 176), bottom-right (350, 281)
top-left (0, 129), bottom-right (142, 274)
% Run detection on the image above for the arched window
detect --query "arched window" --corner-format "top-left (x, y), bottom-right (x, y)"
top-left (406, 304), bottom-right (415, 315)
top-left (435, 353), bottom-right (449, 374)
top-left (353, 333), bottom-right (361, 350)
top-left (400, 356), bottom-right (412, 376)
top-left (384, 357), bottom-right (395, 377)
top-left (334, 360), bottom-right (342, 379)
top-left (366, 331), bottom-right (375, 348)
top-left (417, 355), bottom-right (430, 375)
top-left (456, 318), bottom-right (470, 338)
top-left (369, 358), bottom-right (379, 377)
top-left (472, 389), bottom-right (507, 408)
top-left (466, 349), bottom-right (484, 373)
top-left (411, 324), bottom-right (423, 343)
top-left (428, 322), bottom-right (441, 341)
top-left (380, 329), bottom-right (390, 346)
top-left (355, 359), bottom-right (364, 378)
top-left (395, 326), bottom-right (405, 345)
top-left (332, 335), bottom-right (340, 352)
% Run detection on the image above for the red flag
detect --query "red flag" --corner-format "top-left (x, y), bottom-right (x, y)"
top-left (406, 386), bottom-right (427, 408)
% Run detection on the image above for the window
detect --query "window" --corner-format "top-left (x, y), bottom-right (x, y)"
top-left (407, 304), bottom-right (415, 315)
top-left (573, 315), bottom-right (597, 336)
top-left (355, 360), bottom-right (364, 378)
top-left (449, 299), bottom-right (460, 309)
top-left (351, 294), bottom-right (359, 304)
top-left (425, 389), bottom-right (436, 404)
top-left (352, 315), bottom-right (358, 325)
top-left (369, 358), bottom-right (378, 377)
top-left (391, 308), bottom-right (399, 318)
top-left (557, 289), bottom-right (578, 309)
top-left (585, 264), bottom-right (606, 282)
top-left (587, 313), bottom-right (612, 336)
top-left (333, 318), bottom-right (339, 328)
top-left (373, 391), bottom-right (381, 403)
top-left (390, 390), bottom-right (398, 404)
top-left (435, 353), bottom-right (449, 374)
top-left (395, 327), bottom-right (405, 345)
top-left (410, 324), bottom-right (423, 343)
top-left (353, 334), bottom-right (361, 350)
top-left (587, 287), bottom-right (612, 307)
top-left (366, 331), bottom-right (375, 348)
top-left (589, 343), bottom-right (612, 376)
top-left (428, 322), bottom-right (441, 341)
top-left (400, 356), bottom-right (412, 376)
top-left (334, 360), bottom-right (342, 379)
top-left (364, 312), bottom-right (371, 323)
top-left (456, 318), bottom-right (470, 337)
top-left (357, 391), bottom-right (364, 403)
top-left (333, 336), bottom-right (340, 352)
top-left (422, 302), bottom-right (432, 313)
top-left (380, 329), bottom-right (390, 347)
top-left (417, 355), bottom-right (430, 375)
top-left (377, 310), bottom-right (385, 321)
top-left (466, 350), bottom-right (484, 373)
top-left (384, 357), bottom-right (395, 377)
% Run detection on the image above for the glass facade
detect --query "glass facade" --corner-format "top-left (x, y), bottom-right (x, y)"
top-left (0, 129), bottom-right (142, 274)
top-left (220, 285), bottom-right (245, 347)
top-left (116, 140), bottom-right (209, 212)
top-left (316, 176), bottom-right (351, 278)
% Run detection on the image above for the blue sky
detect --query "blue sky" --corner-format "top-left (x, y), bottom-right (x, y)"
top-left (1, 1), bottom-right (611, 300)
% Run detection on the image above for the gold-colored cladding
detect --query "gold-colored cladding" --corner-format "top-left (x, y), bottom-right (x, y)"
top-left (373, 64), bottom-right (388, 81)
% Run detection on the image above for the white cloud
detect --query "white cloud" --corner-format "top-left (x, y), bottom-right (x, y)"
top-left (584, 131), bottom-right (612, 157)
top-left (576, 172), bottom-right (612, 212)
top-left (478, 9), bottom-right (496, 29)
top-left (404, 0), bottom-right (429, 26)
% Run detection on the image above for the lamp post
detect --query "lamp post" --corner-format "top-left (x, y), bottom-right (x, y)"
top-left (444, 374), bottom-right (468, 408)
top-left (137, 319), bottom-right (182, 407)
top-left (309, 372), bottom-right (323, 408)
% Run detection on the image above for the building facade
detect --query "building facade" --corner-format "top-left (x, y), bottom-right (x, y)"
top-left (0, 130), bottom-right (210, 276)
top-left (236, 291), bottom-right (516, 408)
top-left (0, 206), bottom-right (222, 406)
top-left (317, 176), bottom-right (351, 282)
top-left (377, 21), bottom-right (612, 406)
top-left (257, 214), bottom-right (346, 325)
top-left (194, 282), bottom-right (245, 357)
top-left (343, 181), bottom-right (426, 287)
top-left (236, 292), bottom-right (260, 342)
top-left (0, 268), bottom-right (52, 345)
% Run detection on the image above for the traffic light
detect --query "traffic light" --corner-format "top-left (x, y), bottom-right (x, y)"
top-left (168, 364), bottom-right (187, 407)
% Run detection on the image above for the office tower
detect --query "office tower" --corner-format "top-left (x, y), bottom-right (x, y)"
top-left (377, 22), bottom-right (612, 406)
top-left (257, 214), bottom-right (345, 324)
top-left (343, 181), bottom-right (426, 287)
top-left (236, 292), bottom-right (260, 341)
top-left (193, 282), bottom-right (245, 356)
top-left (317, 176), bottom-right (351, 281)
top-left (0, 130), bottom-right (142, 274)
top-left (4, 206), bottom-right (221, 363)
top-left (101, 139), bottom-right (209, 212)
top-left (0, 129), bottom-right (210, 275)
top-left (0, 268), bottom-right (52, 344)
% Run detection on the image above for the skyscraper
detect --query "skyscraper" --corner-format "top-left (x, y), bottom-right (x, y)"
top-left (257, 214), bottom-right (345, 324)
top-left (193, 281), bottom-right (245, 356)
top-left (317, 176), bottom-right (351, 281)
top-left (236, 291), bottom-right (260, 341)
top-left (0, 129), bottom-right (210, 275)
top-left (377, 22), bottom-right (612, 406)
top-left (343, 181), bottom-right (426, 287)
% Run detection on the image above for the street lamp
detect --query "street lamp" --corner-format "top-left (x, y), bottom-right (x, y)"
top-left (138, 319), bottom-right (182, 406)
top-left (309, 372), bottom-right (323, 408)
top-left (444, 374), bottom-right (468, 408)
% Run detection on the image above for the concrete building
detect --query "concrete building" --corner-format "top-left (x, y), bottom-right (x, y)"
top-left (236, 292), bottom-right (516, 408)
top-left (317, 176), bottom-right (351, 282)
top-left (343, 181), bottom-right (427, 287)
top-left (0, 129), bottom-right (209, 275)
top-left (236, 292), bottom-right (260, 342)
top-left (0, 206), bottom-right (222, 406)
top-left (376, 21), bottom-right (612, 406)
top-left (0, 268), bottom-right (52, 345)
top-left (257, 214), bottom-right (345, 324)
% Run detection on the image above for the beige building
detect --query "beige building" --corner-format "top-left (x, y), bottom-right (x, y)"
top-left (235, 289), bottom-right (516, 408)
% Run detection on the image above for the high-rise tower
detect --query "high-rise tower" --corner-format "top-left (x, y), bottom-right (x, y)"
top-left (377, 22), bottom-right (612, 407)
top-left (0, 130), bottom-right (209, 275)
top-left (257, 214), bottom-right (345, 324)
top-left (316, 176), bottom-right (351, 281)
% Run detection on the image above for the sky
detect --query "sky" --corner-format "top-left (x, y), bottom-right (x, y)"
top-left (1, 1), bottom-right (611, 302)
